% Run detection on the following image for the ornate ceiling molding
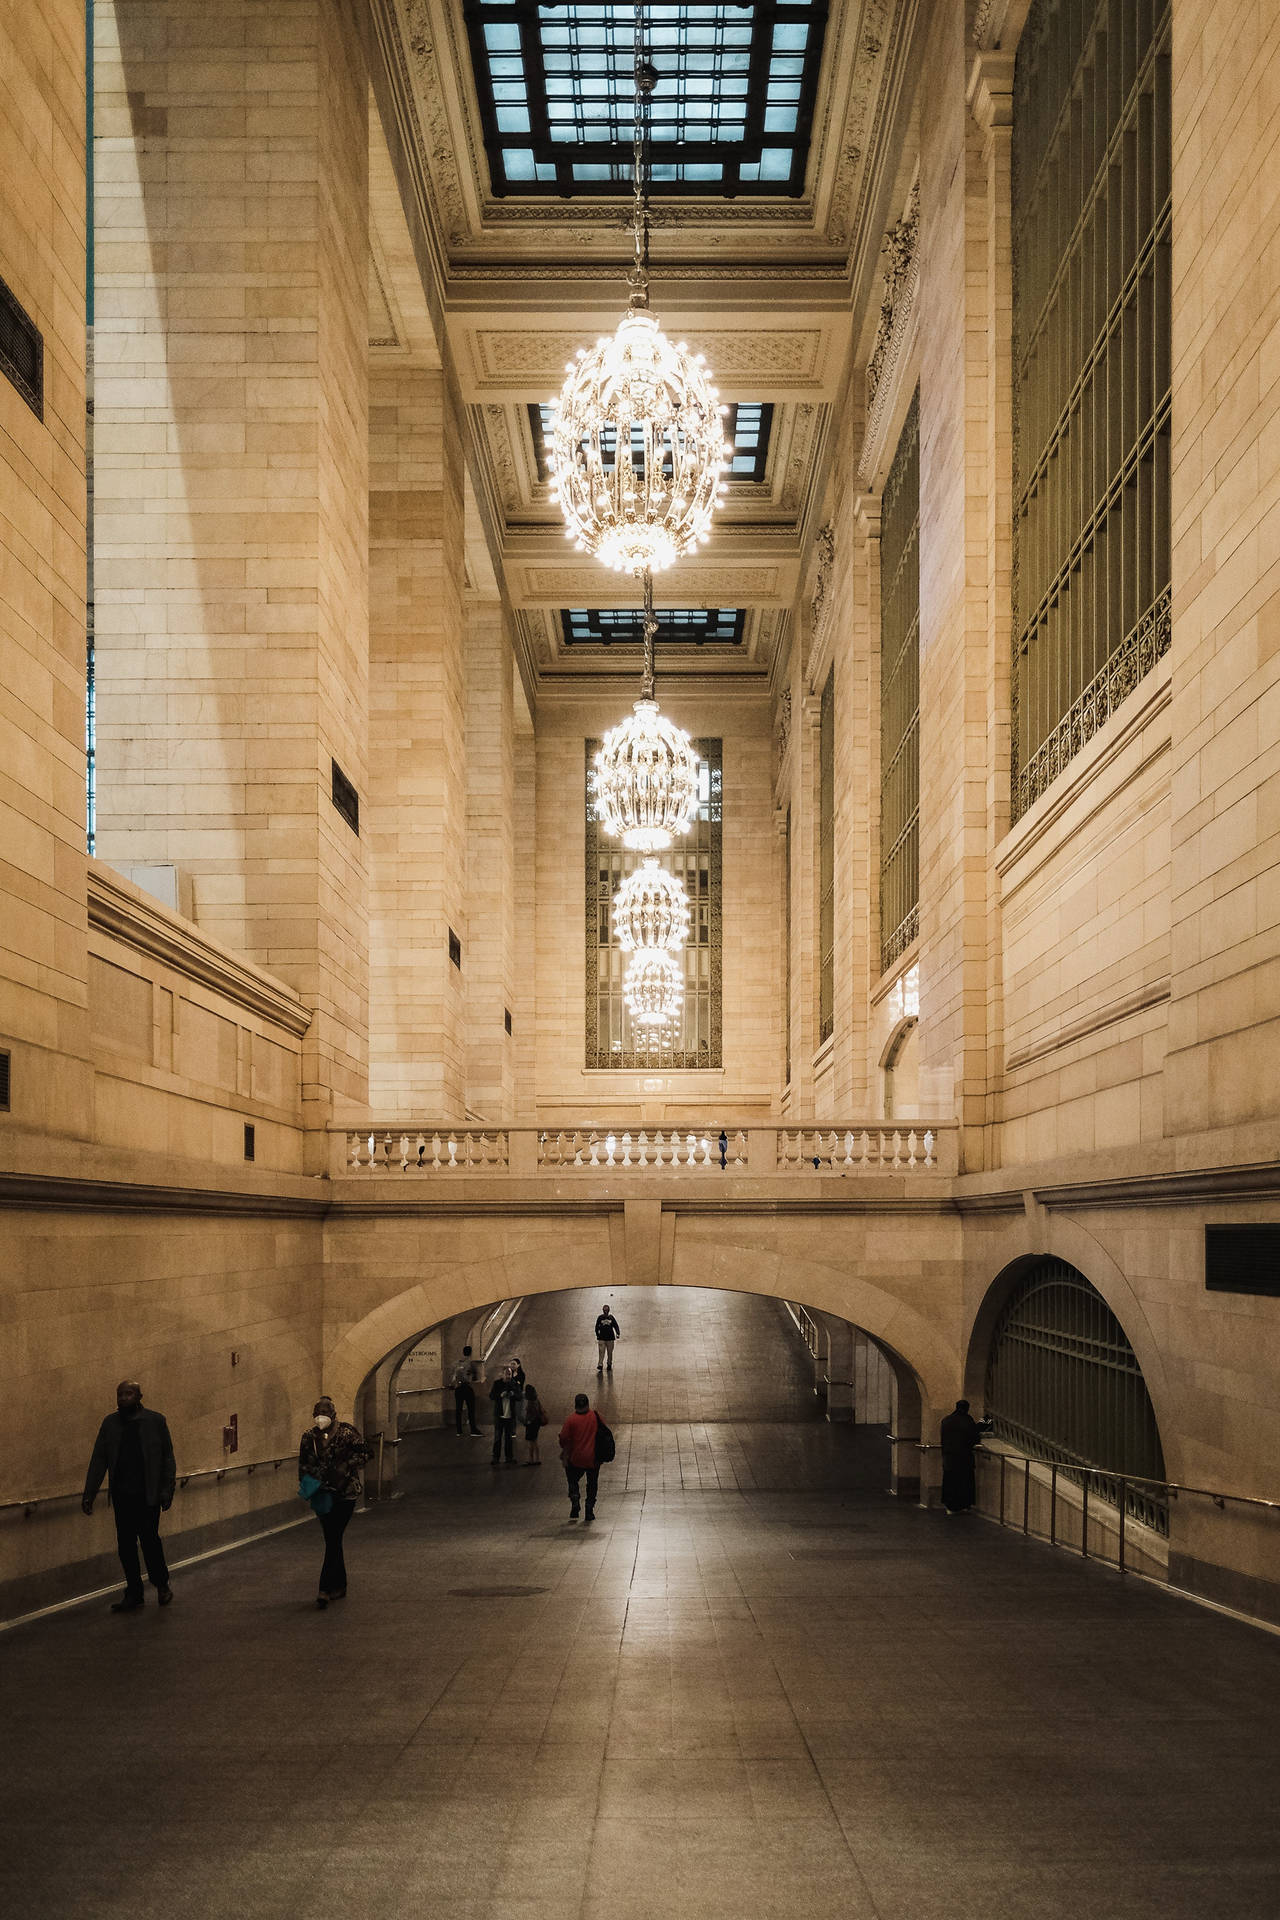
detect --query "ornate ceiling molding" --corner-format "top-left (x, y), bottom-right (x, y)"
top-left (858, 177), bottom-right (920, 487)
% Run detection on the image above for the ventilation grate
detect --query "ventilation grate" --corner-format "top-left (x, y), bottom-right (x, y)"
top-left (0, 273), bottom-right (43, 419)
top-left (330, 759), bottom-right (359, 834)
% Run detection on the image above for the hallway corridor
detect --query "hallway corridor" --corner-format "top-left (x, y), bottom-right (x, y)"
top-left (3, 1289), bottom-right (1278, 1919)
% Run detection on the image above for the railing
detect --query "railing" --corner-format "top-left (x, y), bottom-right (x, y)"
top-left (334, 1120), bottom-right (957, 1177)
top-left (0, 1452), bottom-right (297, 1519)
top-left (894, 1437), bottom-right (1280, 1592)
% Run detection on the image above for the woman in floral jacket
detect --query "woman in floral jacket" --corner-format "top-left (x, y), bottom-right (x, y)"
top-left (298, 1396), bottom-right (374, 1609)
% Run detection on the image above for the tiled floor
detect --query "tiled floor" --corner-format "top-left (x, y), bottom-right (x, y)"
top-left (4, 1285), bottom-right (1279, 1918)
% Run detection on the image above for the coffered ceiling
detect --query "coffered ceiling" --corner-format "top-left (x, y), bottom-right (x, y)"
top-left (367, 0), bottom-right (922, 695)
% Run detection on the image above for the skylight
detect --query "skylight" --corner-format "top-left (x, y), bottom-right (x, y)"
top-left (465, 2), bottom-right (829, 197)
top-left (530, 401), bottom-right (772, 481)
top-left (562, 607), bottom-right (746, 646)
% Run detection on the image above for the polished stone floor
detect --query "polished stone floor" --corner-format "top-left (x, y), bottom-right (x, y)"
top-left (3, 1285), bottom-right (1279, 1919)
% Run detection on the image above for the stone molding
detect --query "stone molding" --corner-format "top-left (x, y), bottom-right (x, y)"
top-left (1004, 978), bottom-right (1172, 1074)
top-left (858, 180), bottom-right (919, 487)
top-left (87, 865), bottom-right (312, 1038)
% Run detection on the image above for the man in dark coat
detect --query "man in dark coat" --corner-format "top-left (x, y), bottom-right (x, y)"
top-left (939, 1398), bottom-right (988, 1514)
top-left (82, 1380), bottom-right (177, 1610)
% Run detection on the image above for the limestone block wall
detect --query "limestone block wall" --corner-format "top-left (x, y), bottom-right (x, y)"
top-left (1163, 0), bottom-right (1280, 1138)
top-left (90, 0), bottom-right (371, 1123)
top-left (532, 688), bottom-right (779, 1119)
top-left (0, 0), bottom-right (92, 1140)
top-left (367, 365), bottom-right (466, 1115)
top-left (464, 597), bottom-right (517, 1122)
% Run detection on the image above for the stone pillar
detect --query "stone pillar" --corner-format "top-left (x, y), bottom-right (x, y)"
top-left (0, 0), bottom-right (92, 1138)
top-left (92, 0), bottom-right (370, 1135)
top-left (816, 1313), bottom-right (854, 1422)
top-left (511, 711), bottom-right (536, 1115)
top-left (914, 3), bottom-right (1007, 1168)
top-left (851, 496), bottom-right (882, 1112)
top-left (367, 366), bottom-right (467, 1117)
top-left (786, 681), bottom-right (823, 1113)
top-left (465, 595), bottom-right (516, 1120)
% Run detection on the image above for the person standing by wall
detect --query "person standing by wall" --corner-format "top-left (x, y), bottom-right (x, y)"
top-left (298, 1396), bottom-right (373, 1608)
top-left (939, 1399), bottom-right (990, 1514)
top-left (594, 1304), bottom-right (620, 1374)
top-left (82, 1380), bottom-right (177, 1613)
top-left (522, 1383), bottom-right (548, 1465)
top-left (489, 1365), bottom-right (520, 1466)
top-left (451, 1346), bottom-right (482, 1437)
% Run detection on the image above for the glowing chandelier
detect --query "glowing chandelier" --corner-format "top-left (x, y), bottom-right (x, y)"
top-left (623, 948), bottom-right (685, 1037)
top-left (591, 573), bottom-right (701, 854)
top-left (545, 7), bottom-right (731, 575)
top-left (612, 856), bottom-right (690, 953)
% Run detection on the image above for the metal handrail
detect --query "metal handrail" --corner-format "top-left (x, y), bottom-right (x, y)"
top-left (888, 1436), bottom-right (1280, 1514)
top-left (0, 1452), bottom-right (298, 1518)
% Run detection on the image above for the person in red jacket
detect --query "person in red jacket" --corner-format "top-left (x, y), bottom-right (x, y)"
top-left (558, 1392), bottom-right (600, 1523)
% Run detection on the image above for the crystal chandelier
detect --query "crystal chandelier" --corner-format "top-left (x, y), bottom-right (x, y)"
top-left (623, 948), bottom-right (684, 1036)
top-left (612, 857), bottom-right (690, 952)
top-left (591, 575), bottom-right (701, 852)
top-left (545, 8), bottom-right (730, 575)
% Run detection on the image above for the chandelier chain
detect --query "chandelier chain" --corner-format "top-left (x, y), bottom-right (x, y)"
top-left (629, 3), bottom-right (652, 313)
top-left (641, 570), bottom-right (657, 700)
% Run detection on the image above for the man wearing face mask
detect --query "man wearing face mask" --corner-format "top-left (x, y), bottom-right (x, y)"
top-left (82, 1380), bottom-right (177, 1612)
top-left (298, 1396), bottom-right (374, 1609)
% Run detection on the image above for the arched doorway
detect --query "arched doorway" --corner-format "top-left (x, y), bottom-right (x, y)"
top-left (881, 1015), bottom-right (919, 1119)
top-left (982, 1257), bottom-right (1167, 1528)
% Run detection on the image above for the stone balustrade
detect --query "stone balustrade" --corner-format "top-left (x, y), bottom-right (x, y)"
top-left (332, 1121), bottom-right (958, 1178)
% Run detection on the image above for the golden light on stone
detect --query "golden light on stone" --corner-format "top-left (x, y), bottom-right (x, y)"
top-left (612, 857), bottom-right (690, 952)
top-left (546, 312), bottom-right (731, 575)
top-left (592, 695), bottom-right (700, 853)
top-left (622, 947), bottom-right (684, 1035)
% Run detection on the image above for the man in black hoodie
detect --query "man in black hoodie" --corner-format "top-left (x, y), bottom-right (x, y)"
top-left (82, 1380), bottom-right (177, 1611)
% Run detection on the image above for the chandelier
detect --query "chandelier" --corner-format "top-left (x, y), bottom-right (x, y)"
top-left (545, 8), bottom-right (730, 575)
top-left (591, 575), bottom-right (701, 852)
top-left (623, 948), bottom-right (685, 1036)
top-left (612, 857), bottom-right (690, 952)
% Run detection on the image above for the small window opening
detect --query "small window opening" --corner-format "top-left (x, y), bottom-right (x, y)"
top-left (243, 1122), bottom-right (255, 1162)
top-left (331, 760), bottom-right (359, 834)
top-left (448, 929), bottom-right (462, 969)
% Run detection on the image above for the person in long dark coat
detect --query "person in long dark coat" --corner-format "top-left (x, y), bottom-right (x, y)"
top-left (939, 1399), bottom-right (986, 1513)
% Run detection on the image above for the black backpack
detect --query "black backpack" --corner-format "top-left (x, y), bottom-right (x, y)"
top-left (593, 1416), bottom-right (616, 1465)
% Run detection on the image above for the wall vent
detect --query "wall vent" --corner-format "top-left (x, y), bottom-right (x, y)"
top-left (0, 273), bottom-right (43, 419)
top-left (1205, 1226), bottom-right (1280, 1297)
top-left (448, 929), bottom-right (462, 969)
top-left (243, 1122), bottom-right (256, 1162)
top-left (0, 1049), bottom-right (10, 1111)
top-left (330, 759), bottom-right (359, 834)
top-left (504, 1007), bottom-right (513, 1035)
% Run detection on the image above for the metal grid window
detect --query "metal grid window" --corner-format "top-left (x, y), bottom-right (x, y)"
top-left (817, 668), bottom-right (834, 1046)
top-left (585, 739), bottom-right (722, 1068)
top-left (879, 388), bottom-right (919, 978)
top-left (466, 2), bottom-right (828, 196)
top-left (783, 805), bottom-right (792, 1087)
top-left (985, 1258), bottom-right (1168, 1533)
top-left (532, 401), bottom-right (772, 482)
top-left (561, 607), bottom-right (744, 648)
top-left (1011, 0), bottom-right (1172, 820)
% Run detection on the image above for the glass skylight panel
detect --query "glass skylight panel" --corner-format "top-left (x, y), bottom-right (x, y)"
top-left (465, 2), bottom-right (829, 198)
top-left (562, 607), bottom-right (746, 647)
top-left (530, 401), bottom-right (771, 482)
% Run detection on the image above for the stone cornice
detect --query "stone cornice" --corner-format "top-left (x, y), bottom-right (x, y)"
top-left (87, 865), bottom-right (312, 1038)
top-left (0, 1171), bottom-right (327, 1218)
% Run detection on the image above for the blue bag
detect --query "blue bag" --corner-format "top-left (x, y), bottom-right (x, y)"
top-left (298, 1472), bottom-right (333, 1515)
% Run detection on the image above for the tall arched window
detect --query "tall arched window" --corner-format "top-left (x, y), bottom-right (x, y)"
top-left (985, 1258), bottom-right (1166, 1530)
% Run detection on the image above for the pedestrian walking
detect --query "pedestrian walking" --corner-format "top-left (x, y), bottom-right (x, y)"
top-left (523, 1383), bottom-right (548, 1464)
top-left (594, 1304), bottom-right (620, 1374)
top-left (82, 1379), bottom-right (177, 1612)
top-left (298, 1396), bottom-right (373, 1608)
top-left (558, 1392), bottom-right (614, 1523)
top-left (939, 1398), bottom-right (990, 1514)
top-left (489, 1365), bottom-right (521, 1465)
top-left (451, 1345), bottom-right (482, 1436)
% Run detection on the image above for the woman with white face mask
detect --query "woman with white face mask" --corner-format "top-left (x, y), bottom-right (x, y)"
top-left (297, 1396), bottom-right (373, 1609)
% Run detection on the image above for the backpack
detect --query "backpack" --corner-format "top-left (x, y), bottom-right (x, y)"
top-left (593, 1416), bottom-right (616, 1465)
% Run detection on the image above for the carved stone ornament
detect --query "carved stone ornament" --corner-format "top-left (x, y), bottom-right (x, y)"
top-left (859, 181), bottom-right (920, 486)
top-left (811, 523), bottom-right (836, 629)
top-left (776, 685), bottom-right (792, 765)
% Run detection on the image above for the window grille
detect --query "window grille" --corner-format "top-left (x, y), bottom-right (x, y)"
top-left (1011, 0), bottom-right (1172, 820)
top-left (783, 805), bottom-right (792, 1086)
top-left (879, 388), bottom-right (919, 976)
top-left (985, 1258), bottom-right (1168, 1533)
top-left (585, 739), bottom-right (721, 1068)
top-left (817, 671), bottom-right (834, 1045)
